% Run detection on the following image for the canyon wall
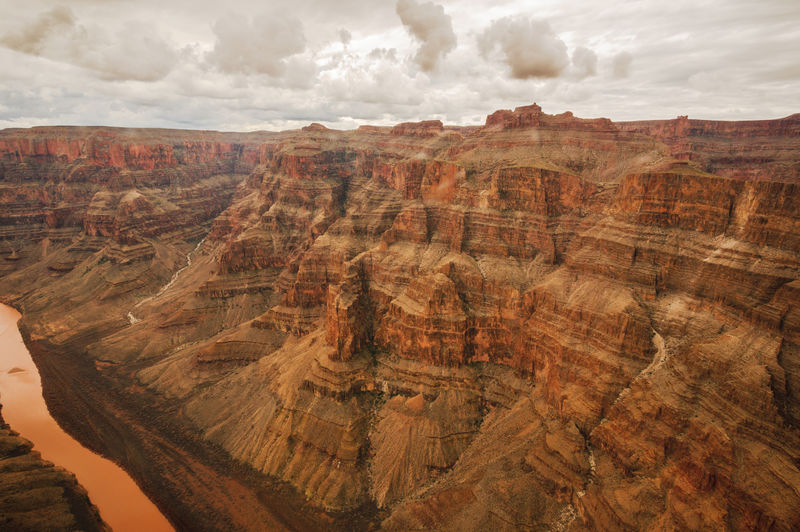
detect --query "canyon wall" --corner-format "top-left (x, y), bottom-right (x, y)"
top-left (1, 105), bottom-right (799, 531)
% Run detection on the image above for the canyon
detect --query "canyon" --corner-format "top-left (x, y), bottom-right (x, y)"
top-left (0, 103), bottom-right (798, 530)
top-left (0, 303), bottom-right (169, 531)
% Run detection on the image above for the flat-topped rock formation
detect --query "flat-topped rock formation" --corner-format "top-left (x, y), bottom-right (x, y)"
top-left (1, 104), bottom-right (799, 530)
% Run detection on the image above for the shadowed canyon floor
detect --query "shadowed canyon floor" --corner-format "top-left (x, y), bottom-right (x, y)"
top-left (0, 104), bottom-right (799, 530)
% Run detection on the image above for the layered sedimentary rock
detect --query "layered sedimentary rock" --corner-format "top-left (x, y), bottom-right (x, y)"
top-left (1, 104), bottom-right (799, 531)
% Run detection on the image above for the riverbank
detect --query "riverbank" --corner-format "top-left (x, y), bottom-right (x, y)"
top-left (0, 303), bottom-right (172, 531)
top-left (0, 404), bottom-right (109, 531)
top-left (18, 320), bottom-right (376, 531)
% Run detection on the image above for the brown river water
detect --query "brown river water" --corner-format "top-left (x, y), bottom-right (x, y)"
top-left (0, 304), bottom-right (173, 531)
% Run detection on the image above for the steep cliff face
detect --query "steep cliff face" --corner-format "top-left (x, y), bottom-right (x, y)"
top-left (0, 127), bottom-right (270, 292)
top-left (1, 106), bottom-right (799, 531)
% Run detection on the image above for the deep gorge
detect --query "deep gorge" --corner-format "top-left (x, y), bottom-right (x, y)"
top-left (0, 104), bottom-right (798, 530)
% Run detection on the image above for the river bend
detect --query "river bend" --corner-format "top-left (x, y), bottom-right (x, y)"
top-left (0, 303), bottom-right (173, 531)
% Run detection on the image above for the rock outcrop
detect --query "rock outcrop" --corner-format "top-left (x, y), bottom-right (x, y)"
top-left (1, 106), bottom-right (799, 531)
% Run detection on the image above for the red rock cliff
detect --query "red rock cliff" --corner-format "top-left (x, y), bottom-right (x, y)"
top-left (1, 106), bottom-right (799, 531)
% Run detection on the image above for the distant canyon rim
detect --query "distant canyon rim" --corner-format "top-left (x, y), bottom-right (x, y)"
top-left (0, 103), bottom-right (798, 531)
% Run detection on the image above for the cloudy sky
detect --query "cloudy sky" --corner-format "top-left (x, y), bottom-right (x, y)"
top-left (0, 0), bottom-right (798, 131)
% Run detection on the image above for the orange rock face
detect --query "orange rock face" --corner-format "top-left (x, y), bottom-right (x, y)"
top-left (1, 106), bottom-right (799, 531)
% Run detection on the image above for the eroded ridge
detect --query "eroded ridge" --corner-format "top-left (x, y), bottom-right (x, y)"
top-left (1, 105), bottom-right (799, 530)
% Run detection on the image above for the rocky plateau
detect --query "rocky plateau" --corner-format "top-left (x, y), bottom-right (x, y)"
top-left (0, 104), bottom-right (799, 530)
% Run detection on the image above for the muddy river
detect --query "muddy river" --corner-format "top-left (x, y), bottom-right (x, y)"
top-left (0, 303), bottom-right (173, 531)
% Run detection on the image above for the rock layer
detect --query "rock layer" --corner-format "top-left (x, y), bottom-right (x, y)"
top-left (1, 106), bottom-right (799, 531)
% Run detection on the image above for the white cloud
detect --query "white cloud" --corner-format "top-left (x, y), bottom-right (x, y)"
top-left (321, 48), bottom-right (424, 107)
top-left (396, 0), bottom-right (456, 72)
top-left (206, 12), bottom-right (308, 78)
top-left (478, 17), bottom-right (569, 79)
top-left (1, 0), bottom-right (799, 129)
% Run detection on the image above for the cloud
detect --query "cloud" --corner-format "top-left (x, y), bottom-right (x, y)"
top-left (207, 13), bottom-right (308, 77)
top-left (571, 46), bottom-right (597, 79)
top-left (612, 51), bottom-right (633, 78)
top-left (321, 47), bottom-right (423, 107)
top-left (396, 0), bottom-right (456, 72)
top-left (0, 6), bottom-right (178, 82)
top-left (368, 48), bottom-right (398, 61)
top-left (478, 17), bottom-right (569, 79)
top-left (2, 0), bottom-right (800, 130)
top-left (0, 5), bottom-right (75, 55)
top-left (339, 29), bottom-right (352, 46)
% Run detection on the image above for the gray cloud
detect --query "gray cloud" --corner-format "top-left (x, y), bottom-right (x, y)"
top-left (0, 5), bottom-right (75, 55)
top-left (612, 51), bottom-right (632, 78)
top-left (396, 0), bottom-right (456, 72)
top-left (0, 6), bottom-right (178, 82)
top-left (207, 13), bottom-right (308, 77)
top-left (571, 46), bottom-right (597, 79)
top-left (477, 17), bottom-right (569, 79)
top-left (339, 29), bottom-right (352, 46)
